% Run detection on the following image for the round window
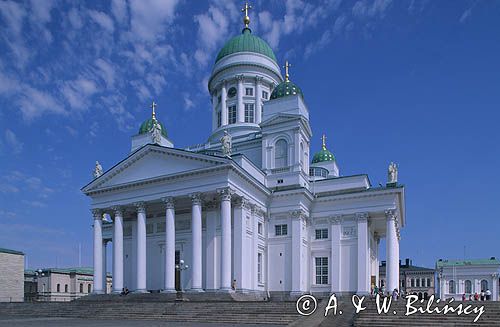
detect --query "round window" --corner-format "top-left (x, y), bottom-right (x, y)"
top-left (227, 87), bottom-right (237, 98)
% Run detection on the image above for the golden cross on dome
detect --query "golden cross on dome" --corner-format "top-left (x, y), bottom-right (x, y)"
top-left (151, 101), bottom-right (157, 120)
top-left (321, 134), bottom-right (327, 149)
top-left (284, 60), bottom-right (291, 82)
top-left (241, 2), bottom-right (252, 28)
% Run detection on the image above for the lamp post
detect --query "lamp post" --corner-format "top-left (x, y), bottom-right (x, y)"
top-left (175, 259), bottom-right (189, 293)
top-left (35, 269), bottom-right (45, 302)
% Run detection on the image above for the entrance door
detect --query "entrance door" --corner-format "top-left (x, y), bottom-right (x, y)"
top-left (175, 250), bottom-right (181, 291)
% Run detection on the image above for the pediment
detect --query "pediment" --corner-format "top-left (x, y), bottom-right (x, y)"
top-left (260, 113), bottom-right (301, 127)
top-left (82, 145), bottom-right (229, 193)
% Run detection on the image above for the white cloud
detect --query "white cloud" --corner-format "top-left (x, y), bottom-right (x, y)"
top-left (94, 59), bottom-right (116, 89)
top-left (68, 8), bottom-right (83, 29)
top-left (352, 0), bottom-right (393, 19)
top-left (0, 184), bottom-right (20, 193)
top-left (183, 93), bottom-right (195, 111)
top-left (112, 0), bottom-right (129, 25)
top-left (128, 0), bottom-right (179, 42)
top-left (65, 126), bottom-right (78, 137)
top-left (4, 129), bottom-right (23, 154)
top-left (0, 1), bottom-right (25, 36)
top-left (88, 9), bottom-right (115, 34)
top-left (18, 86), bottom-right (65, 121)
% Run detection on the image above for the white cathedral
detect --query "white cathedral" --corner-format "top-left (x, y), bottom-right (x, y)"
top-left (82, 9), bottom-right (405, 298)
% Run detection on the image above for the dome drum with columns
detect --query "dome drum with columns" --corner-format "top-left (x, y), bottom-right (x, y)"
top-left (82, 3), bottom-right (405, 299)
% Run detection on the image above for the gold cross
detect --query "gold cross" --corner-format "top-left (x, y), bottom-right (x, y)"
top-left (284, 60), bottom-right (291, 82)
top-left (321, 134), bottom-right (327, 149)
top-left (242, 2), bottom-right (252, 28)
top-left (151, 101), bottom-right (157, 119)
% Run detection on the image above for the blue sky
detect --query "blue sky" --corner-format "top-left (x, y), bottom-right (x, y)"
top-left (0, 0), bottom-right (499, 271)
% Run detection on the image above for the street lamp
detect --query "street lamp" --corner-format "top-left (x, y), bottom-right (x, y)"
top-left (35, 269), bottom-right (45, 302)
top-left (175, 259), bottom-right (189, 293)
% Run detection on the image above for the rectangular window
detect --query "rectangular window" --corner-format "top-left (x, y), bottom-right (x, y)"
top-left (275, 224), bottom-right (288, 236)
top-left (257, 253), bottom-right (262, 283)
top-left (244, 103), bottom-right (254, 123)
top-left (228, 105), bottom-right (237, 124)
top-left (262, 90), bottom-right (268, 99)
top-left (146, 223), bottom-right (154, 234)
top-left (258, 222), bottom-right (263, 235)
top-left (427, 278), bottom-right (431, 287)
top-left (218, 95), bottom-right (222, 104)
top-left (217, 110), bottom-right (222, 127)
top-left (245, 87), bottom-right (253, 96)
top-left (315, 228), bottom-right (329, 240)
top-left (416, 278), bottom-right (420, 287)
top-left (315, 257), bottom-right (329, 285)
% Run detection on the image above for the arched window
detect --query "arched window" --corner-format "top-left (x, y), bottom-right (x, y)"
top-left (299, 142), bottom-right (304, 167)
top-left (449, 280), bottom-right (456, 294)
top-left (481, 280), bottom-right (488, 291)
top-left (80, 283), bottom-right (83, 293)
top-left (57, 284), bottom-right (60, 292)
top-left (465, 280), bottom-right (472, 293)
top-left (65, 284), bottom-right (68, 293)
top-left (274, 139), bottom-right (288, 168)
top-left (88, 284), bottom-right (92, 293)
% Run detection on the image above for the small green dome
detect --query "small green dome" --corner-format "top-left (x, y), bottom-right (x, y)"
top-left (215, 28), bottom-right (277, 64)
top-left (138, 118), bottom-right (168, 137)
top-left (312, 135), bottom-right (335, 163)
top-left (270, 80), bottom-right (304, 100)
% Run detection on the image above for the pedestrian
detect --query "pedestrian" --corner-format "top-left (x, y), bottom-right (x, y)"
top-left (486, 289), bottom-right (491, 301)
top-left (231, 279), bottom-right (237, 291)
top-left (474, 292), bottom-right (479, 301)
top-left (462, 293), bottom-right (466, 301)
top-left (392, 289), bottom-right (399, 301)
top-left (374, 285), bottom-right (379, 298)
top-left (481, 290), bottom-right (485, 301)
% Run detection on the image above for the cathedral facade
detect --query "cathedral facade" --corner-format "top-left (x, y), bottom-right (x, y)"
top-left (82, 12), bottom-right (405, 298)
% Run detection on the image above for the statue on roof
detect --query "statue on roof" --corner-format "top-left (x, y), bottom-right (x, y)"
top-left (220, 130), bottom-right (232, 157)
top-left (93, 161), bottom-right (103, 179)
top-left (388, 162), bottom-right (398, 184)
top-left (148, 100), bottom-right (162, 144)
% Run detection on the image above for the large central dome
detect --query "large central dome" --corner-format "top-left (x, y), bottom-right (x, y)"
top-left (215, 28), bottom-right (277, 64)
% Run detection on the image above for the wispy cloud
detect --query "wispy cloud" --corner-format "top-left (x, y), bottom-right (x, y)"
top-left (4, 129), bottom-right (23, 154)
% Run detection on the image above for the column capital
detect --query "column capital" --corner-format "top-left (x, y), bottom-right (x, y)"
top-left (190, 192), bottom-right (202, 205)
top-left (356, 212), bottom-right (369, 222)
top-left (111, 206), bottom-right (123, 217)
top-left (236, 74), bottom-right (244, 81)
top-left (91, 209), bottom-right (102, 220)
top-left (161, 197), bottom-right (175, 209)
top-left (255, 75), bottom-right (264, 83)
top-left (217, 187), bottom-right (233, 201)
top-left (234, 196), bottom-right (250, 209)
top-left (134, 202), bottom-right (146, 214)
top-left (290, 209), bottom-right (307, 220)
top-left (328, 214), bottom-right (342, 225)
top-left (385, 209), bottom-right (397, 221)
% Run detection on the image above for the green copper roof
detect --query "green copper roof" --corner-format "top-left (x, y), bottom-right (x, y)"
top-left (138, 118), bottom-right (168, 137)
top-left (436, 258), bottom-right (500, 268)
top-left (0, 248), bottom-right (24, 255)
top-left (270, 80), bottom-right (304, 100)
top-left (215, 28), bottom-right (277, 63)
top-left (312, 147), bottom-right (335, 163)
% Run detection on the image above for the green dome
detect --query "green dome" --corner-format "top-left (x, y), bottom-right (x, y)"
top-left (312, 147), bottom-right (335, 163)
top-left (215, 28), bottom-right (277, 63)
top-left (270, 80), bottom-right (304, 100)
top-left (138, 118), bottom-right (168, 137)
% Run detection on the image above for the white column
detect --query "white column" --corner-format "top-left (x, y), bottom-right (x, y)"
top-left (219, 188), bottom-right (232, 291)
top-left (492, 274), bottom-right (498, 301)
top-left (135, 202), bottom-right (147, 293)
top-left (221, 80), bottom-right (228, 126)
top-left (92, 209), bottom-right (104, 294)
top-left (163, 197), bottom-right (176, 293)
top-left (330, 215), bottom-right (342, 293)
top-left (291, 210), bottom-right (306, 296)
top-left (385, 209), bottom-right (399, 294)
top-left (357, 213), bottom-right (370, 294)
top-left (255, 76), bottom-right (262, 124)
top-left (112, 207), bottom-right (124, 293)
top-left (102, 240), bottom-right (107, 293)
top-left (190, 193), bottom-right (203, 291)
top-left (237, 75), bottom-right (244, 123)
top-left (205, 204), bottom-right (219, 290)
top-left (211, 92), bottom-right (217, 131)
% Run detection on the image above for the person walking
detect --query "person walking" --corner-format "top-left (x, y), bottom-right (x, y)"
top-left (486, 289), bottom-right (492, 301)
top-left (481, 290), bottom-right (485, 301)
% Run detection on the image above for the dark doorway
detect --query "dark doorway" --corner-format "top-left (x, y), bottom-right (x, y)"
top-left (175, 250), bottom-right (181, 291)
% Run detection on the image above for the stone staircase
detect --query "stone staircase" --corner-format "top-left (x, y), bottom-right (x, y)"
top-left (0, 299), bottom-right (300, 325)
top-left (353, 298), bottom-right (500, 327)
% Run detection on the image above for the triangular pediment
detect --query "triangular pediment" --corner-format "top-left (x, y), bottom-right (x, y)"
top-left (82, 145), bottom-right (229, 193)
top-left (260, 113), bottom-right (300, 127)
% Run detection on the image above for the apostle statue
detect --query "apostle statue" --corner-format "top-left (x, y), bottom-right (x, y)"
top-left (388, 162), bottom-right (398, 184)
top-left (150, 121), bottom-right (162, 145)
top-left (93, 161), bottom-right (103, 179)
top-left (220, 130), bottom-right (232, 157)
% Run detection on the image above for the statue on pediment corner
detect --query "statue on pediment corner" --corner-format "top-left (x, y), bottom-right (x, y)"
top-left (220, 130), bottom-right (232, 157)
top-left (93, 161), bottom-right (103, 179)
top-left (388, 162), bottom-right (398, 184)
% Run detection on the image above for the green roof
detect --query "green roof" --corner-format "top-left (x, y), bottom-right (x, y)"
top-left (312, 146), bottom-right (335, 164)
top-left (138, 118), bottom-right (168, 137)
top-left (33, 267), bottom-right (112, 277)
top-left (270, 80), bottom-right (304, 100)
top-left (0, 247), bottom-right (24, 255)
top-left (215, 28), bottom-right (277, 64)
top-left (436, 258), bottom-right (500, 268)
